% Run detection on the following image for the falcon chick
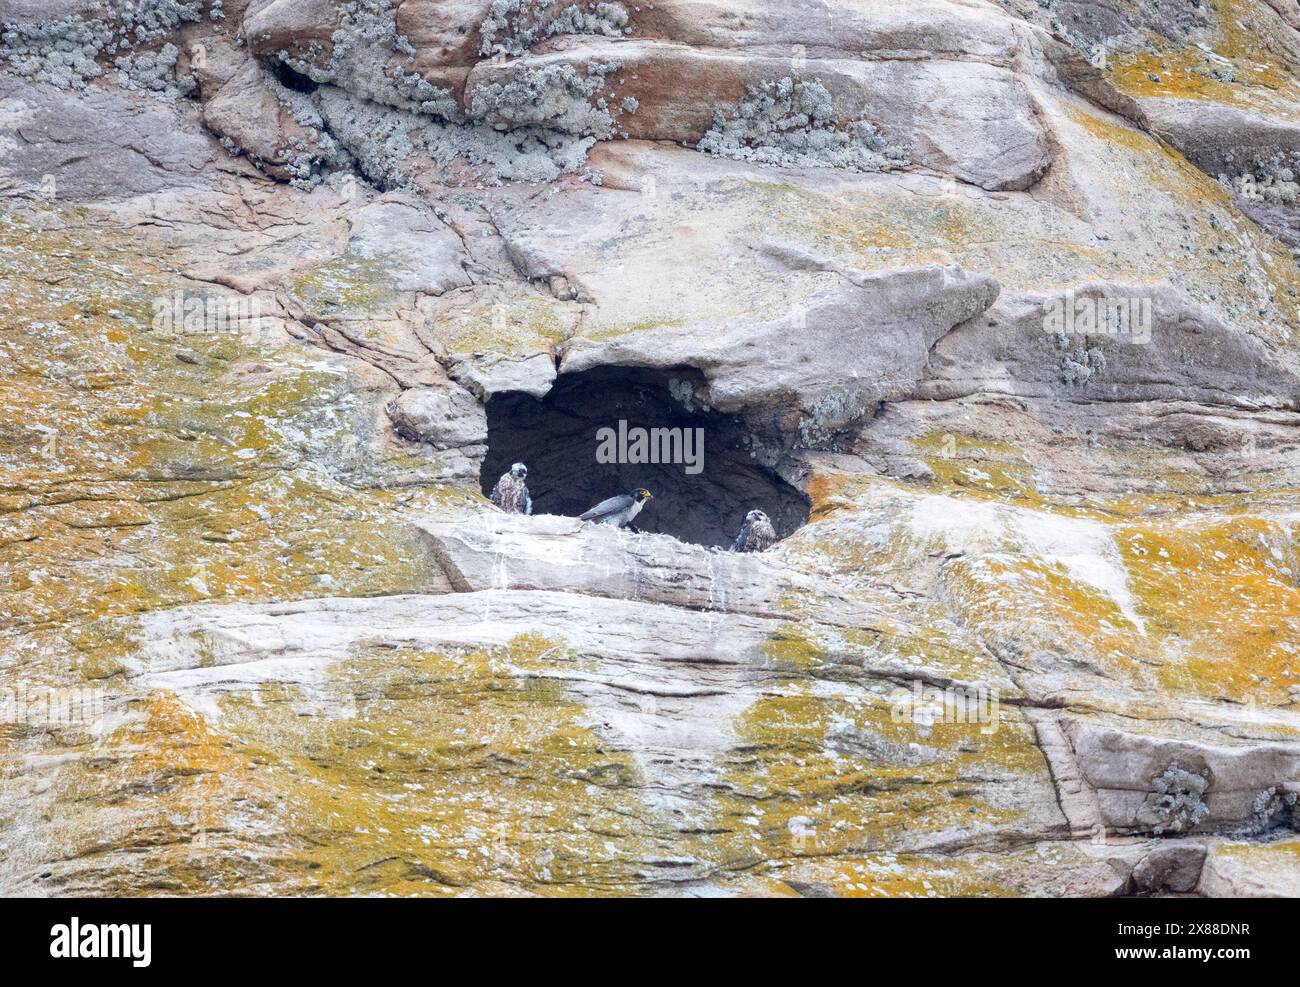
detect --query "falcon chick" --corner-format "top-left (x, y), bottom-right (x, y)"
top-left (579, 488), bottom-right (652, 530)
top-left (731, 509), bottom-right (777, 553)
top-left (491, 462), bottom-right (532, 515)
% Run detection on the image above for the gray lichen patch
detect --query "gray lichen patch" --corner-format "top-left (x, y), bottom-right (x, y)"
top-left (1, 0), bottom-right (617, 190)
top-left (698, 77), bottom-right (909, 173)
top-left (312, 88), bottom-right (422, 190)
top-left (222, 0), bottom-right (439, 193)
top-left (263, 79), bottom-right (349, 189)
top-left (272, 0), bottom-right (459, 120)
top-left (0, 1), bottom-right (210, 95)
top-left (315, 86), bottom-right (600, 189)
top-left (1220, 157), bottom-right (1300, 206)
top-left (468, 61), bottom-right (619, 139)
top-left (799, 391), bottom-right (866, 449)
top-left (1057, 335), bottom-right (1106, 386)
top-left (478, 0), bottom-right (632, 59)
top-left (258, 2), bottom-right (616, 188)
top-left (1151, 763), bottom-right (1211, 835)
top-left (116, 42), bottom-right (195, 96)
top-left (0, 16), bottom-right (106, 89)
top-left (1248, 785), bottom-right (1298, 835)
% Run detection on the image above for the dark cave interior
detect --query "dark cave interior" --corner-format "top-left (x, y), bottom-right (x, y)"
top-left (480, 366), bottom-right (810, 548)
top-left (270, 59), bottom-right (319, 94)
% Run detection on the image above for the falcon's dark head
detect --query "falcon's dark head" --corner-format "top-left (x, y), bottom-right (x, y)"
top-left (633, 488), bottom-right (653, 503)
top-left (746, 509), bottom-right (769, 524)
top-left (510, 462), bottom-right (528, 478)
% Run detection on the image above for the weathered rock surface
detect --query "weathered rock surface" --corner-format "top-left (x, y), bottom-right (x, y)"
top-left (387, 383), bottom-right (487, 450)
top-left (0, 76), bottom-right (219, 198)
top-left (1, 0), bottom-right (1298, 898)
top-left (1000, 0), bottom-right (1300, 253)
top-left (1198, 838), bottom-right (1300, 897)
top-left (923, 284), bottom-right (1300, 408)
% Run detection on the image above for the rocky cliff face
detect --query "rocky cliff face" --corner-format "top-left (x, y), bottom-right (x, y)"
top-left (1, 0), bottom-right (1298, 897)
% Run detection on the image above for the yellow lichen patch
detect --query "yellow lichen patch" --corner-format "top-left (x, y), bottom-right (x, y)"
top-left (776, 837), bottom-right (1127, 897)
top-left (805, 469), bottom-right (876, 521)
top-left (951, 556), bottom-right (1154, 686)
top-left (735, 161), bottom-right (1134, 298)
top-left (801, 461), bottom-right (1300, 719)
top-left (805, 448), bottom-right (1085, 542)
top-left (1065, 100), bottom-right (1217, 193)
top-left (0, 203), bottom-right (463, 644)
top-left (915, 431), bottom-right (1044, 507)
top-left (869, 616), bottom-right (1018, 695)
top-left (771, 580), bottom-right (1012, 688)
top-left (792, 471), bottom-right (1295, 710)
top-left (761, 179), bottom-right (983, 273)
top-left (112, 691), bottom-right (232, 812)
top-left (1202, 836), bottom-right (1300, 895)
top-left (818, 852), bottom-right (1016, 898)
top-left (580, 315), bottom-right (687, 343)
top-left (0, 466), bottom-right (449, 638)
top-left (818, 200), bottom-right (920, 255)
top-left (1110, 48), bottom-right (1300, 119)
top-left (1103, 489), bottom-right (1243, 521)
top-left (1213, 836), bottom-right (1300, 864)
top-left (291, 255), bottom-right (399, 316)
top-left (708, 684), bottom-right (1050, 876)
top-left (762, 622), bottom-right (831, 669)
top-left (1118, 517), bottom-right (1300, 705)
top-left (1107, 0), bottom-right (1300, 119)
top-left (205, 637), bottom-right (657, 896)
top-left (17, 688), bottom-right (303, 896)
top-left (433, 291), bottom-right (573, 355)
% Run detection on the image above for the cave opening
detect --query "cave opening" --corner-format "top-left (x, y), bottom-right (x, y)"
top-left (270, 59), bottom-right (319, 94)
top-left (480, 366), bottom-right (810, 549)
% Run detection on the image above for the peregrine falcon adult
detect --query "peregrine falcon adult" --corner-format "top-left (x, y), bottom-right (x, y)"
top-left (579, 488), bottom-right (652, 530)
top-left (731, 509), bottom-right (777, 553)
top-left (490, 462), bottom-right (532, 515)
